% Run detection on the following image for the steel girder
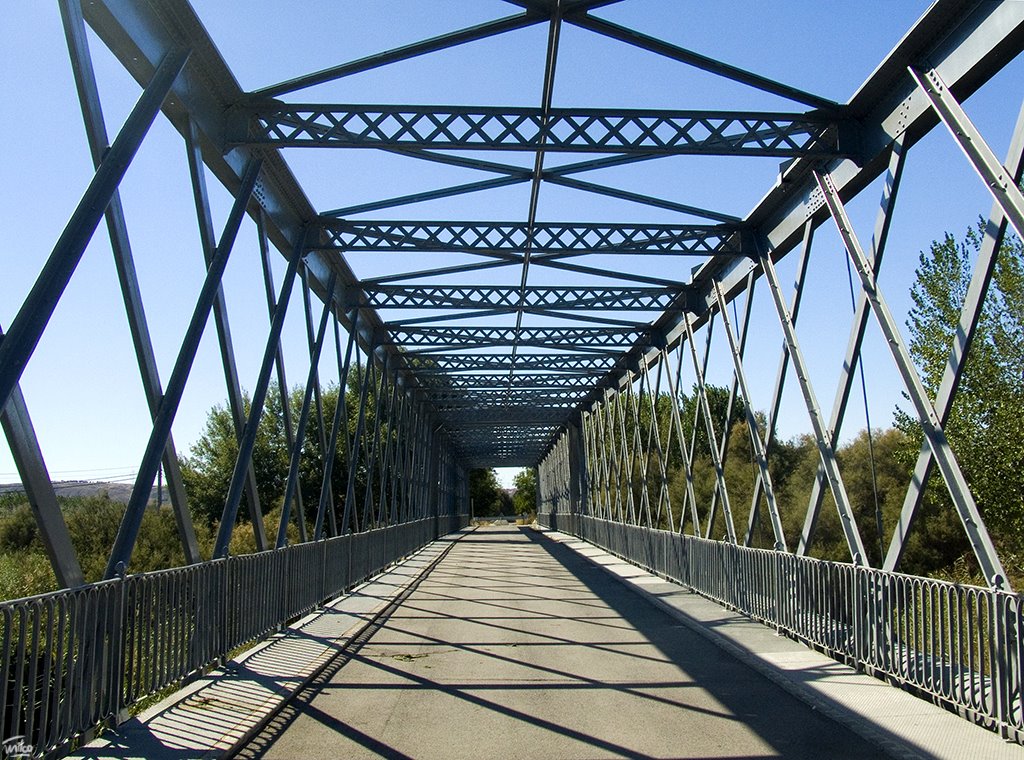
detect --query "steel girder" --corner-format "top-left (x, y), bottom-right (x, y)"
top-left (409, 353), bottom-right (616, 373)
top-left (387, 326), bottom-right (641, 350)
top-left (417, 374), bottom-right (603, 390)
top-left (231, 105), bottom-right (843, 156)
top-left (319, 220), bottom-right (743, 256)
top-left (8, 0), bottom-right (1023, 587)
top-left (359, 284), bottom-right (687, 311)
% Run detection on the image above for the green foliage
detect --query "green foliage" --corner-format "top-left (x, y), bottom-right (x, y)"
top-left (0, 551), bottom-right (55, 601)
top-left (179, 387), bottom-right (290, 526)
top-left (469, 468), bottom-right (503, 516)
top-left (511, 468), bottom-right (537, 515)
top-left (678, 384), bottom-right (745, 462)
top-left (0, 493), bottom-right (205, 598)
top-left (896, 221), bottom-right (1024, 572)
top-left (179, 366), bottom-right (396, 537)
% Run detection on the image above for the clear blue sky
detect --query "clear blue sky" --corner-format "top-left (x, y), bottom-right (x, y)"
top-left (2, 1), bottom-right (1021, 489)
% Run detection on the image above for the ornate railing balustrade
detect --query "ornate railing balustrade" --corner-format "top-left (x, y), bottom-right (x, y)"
top-left (538, 514), bottom-right (1022, 739)
top-left (0, 514), bottom-right (467, 757)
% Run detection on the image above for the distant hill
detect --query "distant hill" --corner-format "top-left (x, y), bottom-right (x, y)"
top-left (0, 480), bottom-right (168, 505)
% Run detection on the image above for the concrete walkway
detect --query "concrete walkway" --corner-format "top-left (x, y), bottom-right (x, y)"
top-left (238, 526), bottom-right (903, 759)
top-left (81, 525), bottom-right (1022, 759)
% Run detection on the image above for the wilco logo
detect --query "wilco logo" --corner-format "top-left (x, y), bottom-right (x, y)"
top-left (2, 736), bottom-right (34, 759)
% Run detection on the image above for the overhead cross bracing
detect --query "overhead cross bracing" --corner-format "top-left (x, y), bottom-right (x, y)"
top-left (39, 0), bottom-right (1017, 474)
top-left (232, 105), bottom-right (843, 156)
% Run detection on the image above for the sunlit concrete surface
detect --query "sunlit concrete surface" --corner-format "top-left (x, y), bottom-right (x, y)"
top-left (242, 526), bottom-right (892, 759)
top-left (73, 535), bottom-right (461, 760)
top-left (549, 530), bottom-right (1024, 760)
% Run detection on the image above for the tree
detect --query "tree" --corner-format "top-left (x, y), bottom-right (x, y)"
top-left (678, 384), bottom-right (746, 462)
top-left (512, 468), bottom-right (537, 515)
top-left (469, 468), bottom-right (502, 516)
top-left (180, 387), bottom-right (289, 525)
top-left (897, 221), bottom-right (1024, 571)
top-left (180, 370), bottom-right (375, 534)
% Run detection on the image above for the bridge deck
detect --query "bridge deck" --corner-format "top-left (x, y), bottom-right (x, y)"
top-left (238, 526), bottom-right (883, 759)
top-left (80, 526), bottom-right (1019, 759)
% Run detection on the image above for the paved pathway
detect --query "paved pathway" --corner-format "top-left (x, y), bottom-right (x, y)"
top-left (243, 526), bottom-right (889, 759)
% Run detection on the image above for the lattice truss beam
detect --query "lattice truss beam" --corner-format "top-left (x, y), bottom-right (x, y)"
top-left (2, 0), bottom-right (1024, 597)
top-left (318, 221), bottom-right (743, 256)
top-left (232, 104), bottom-right (843, 156)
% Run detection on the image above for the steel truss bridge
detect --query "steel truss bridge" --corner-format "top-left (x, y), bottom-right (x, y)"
top-left (2, 0), bottom-right (1024, 754)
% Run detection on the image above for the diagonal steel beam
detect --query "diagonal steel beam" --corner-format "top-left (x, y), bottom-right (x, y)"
top-left (911, 66), bottom-right (1024, 244)
top-left (884, 97), bottom-right (1024, 574)
top-left (568, 14), bottom-right (837, 110)
top-left (218, 241), bottom-right (307, 557)
top-left (704, 270), bottom-right (754, 539)
top-left (544, 175), bottom-right (742, 222)
top-left (108, 157), bottom-right (262, 577)
top-left (754, 235), bottom-right (867, 565)
top-left (0, 326), bottom-right (84, 588)
top-left (799, 139), bottom-right (905, 557)
top-left (253, 12), bottom-right (546, 98)
top-left (59, 0), bottom-right (200, 564)
top-left (746, 219), bottom-right (813, 547)
top-left (816, 170), bottom-right (1006, 585)
top-left (0, 44), bottom-right (189, 415)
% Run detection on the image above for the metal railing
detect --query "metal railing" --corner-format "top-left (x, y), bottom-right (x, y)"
top-left (0, 514), bottom-right (468, 756)
top-left (539, 513), bottom-right (1022, 739)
